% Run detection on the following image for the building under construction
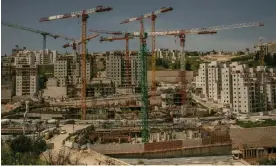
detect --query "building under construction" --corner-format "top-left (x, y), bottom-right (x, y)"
top-left (105, 51), bottom-right (141, 89)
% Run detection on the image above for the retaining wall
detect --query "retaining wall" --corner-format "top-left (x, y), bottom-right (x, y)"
top-left (182, 139), bottom-right (202, 147)
top-left (230, 126), bottom-right (276, 149)
top-left (108, 143), bottom-right (232, 159)
top-left (89, 143), bottom-right (144, 154)
top-left (145, 140), bottom-right (182, 151)
top-left (89, 139), bottom-right (202, 154)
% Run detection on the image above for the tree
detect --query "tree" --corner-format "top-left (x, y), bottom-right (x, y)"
top-left (186, 63), bottom-right (191, 71)
top-left (2, 142), bottom-right (44, 165)
top-left (156, 58), bottom-right (163, 66)
top-left (162, 60), bottom-right (169, 69)
top-left (1, 143), bottom-right (14, 165)
top-left (32, 138), bottom-right (47, 155)
top-left (10, 135), bottom-right (33, 153)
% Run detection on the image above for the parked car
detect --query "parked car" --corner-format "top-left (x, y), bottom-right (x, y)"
top-left (60, 130), bottom-right (67, 134)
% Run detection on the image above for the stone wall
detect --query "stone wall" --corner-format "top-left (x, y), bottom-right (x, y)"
top-left (144, 140), bottom-right (182, 152)
top-left (108, 143), bottom-right (232, 159)
top-left (230, 126), bottom-right (276, 149)
top-left (89, 143), bottom-right (144, 154)
top-left (182, 139), bottom-right (202, 147)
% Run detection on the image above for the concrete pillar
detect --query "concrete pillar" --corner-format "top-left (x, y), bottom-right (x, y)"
top-left (157, 133), bottom-right (160, 142)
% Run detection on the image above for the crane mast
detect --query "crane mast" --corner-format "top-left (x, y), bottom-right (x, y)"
top-left (121, 7), bottom-right (173, 93)
top-left (139, 19), bottom-right (149, 143)
top-left (39, 6), bottom-right (113, 120)
top-left (118, 21), bottom-right (263, 142)
top-left (120, 7), bottom-right (173, 143)
top-left (151, 14), bottom-right (156, 91)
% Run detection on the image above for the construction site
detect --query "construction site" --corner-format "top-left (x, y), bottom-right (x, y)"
top-left (2, 3), bottom-right (276, 165)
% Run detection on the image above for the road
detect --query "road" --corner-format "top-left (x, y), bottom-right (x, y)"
top-left (121, 155), bottom-right (247, 165)
top-left (48, 124), bottom-right (89, 151)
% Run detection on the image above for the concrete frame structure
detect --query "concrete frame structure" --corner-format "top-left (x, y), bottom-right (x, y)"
top-left (106, 51), bottom-right (141, 87)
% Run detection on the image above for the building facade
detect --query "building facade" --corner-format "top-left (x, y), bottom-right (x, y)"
top-left (14, 51), bottom-right (39, 96)
top-left (195, 61), bottom-right (276, 113)
top-left (106, 51), bottom-right (141, 87)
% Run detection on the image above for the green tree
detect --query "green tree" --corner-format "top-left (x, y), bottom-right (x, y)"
top-left (10, 135), bottom-right (33, 153)
top-left (33, 138), bottom-right (47, 155)
top-left (186, 63), bottom-right (191, 71)
top-left (156, 58), bottom-right (163, 66)
top-left (1, 142), bottom-right (44, 165)
top-left (1, 143), bottom-right (14, 165)
top-left (162, 60), bottom-right (169, 69)
top-left (259, 158), bottom-right (276, 165)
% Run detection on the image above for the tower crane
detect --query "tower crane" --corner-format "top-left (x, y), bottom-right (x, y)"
top-left (2, 22), bottom-right (76, 56)
top-left (120, 8), bottom-right (173, 142)
top-left (121, 7), bottom-right (173, 92)
top-left (89, 29), bottom-right (135, 87)
top-left (123, 21), bottom-right (263, 142)
top-left (40, 6), bottom-right (113, 120)
top-left (63, 33), bottom-right (99, 54)
top-left (99, 35), bottom-right (135, 87)
top-left (132, 21), bottom-right (264, 105)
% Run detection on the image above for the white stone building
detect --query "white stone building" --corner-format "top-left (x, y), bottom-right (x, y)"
top-left (195, 61), bottom-right (276, 113)
top-left (195, 63), bottom-right (209, 98)
top-left (14, 52), bottom-right (38, 96)
top-left (207, 61), bottom-right (222, 102)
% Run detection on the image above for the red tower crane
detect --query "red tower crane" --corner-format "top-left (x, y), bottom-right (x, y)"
top-left (39, 6), bottom-right (113, 120)
top-left (100, 35), bottom-right (135, 87)
top-left (63, 33), bottom-right (99, 54)
top-left (130, 22), bottom-right (264, 106)
top-left (89, 29), bottom-right (135, 87)
top-left (120, 7), bottom-right (173, 92)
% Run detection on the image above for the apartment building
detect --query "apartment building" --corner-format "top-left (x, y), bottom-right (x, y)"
top-left (54, 54), bottom-right (96, 87)
top-left (155, 48), bottom-right (180, 61)
top-left (86, 79), bottom-right (116, 97)
top-left (54, 58), bottom-right (68, 87)
top-left (266, 68), bottom-right (276, 110)
top-left (207, 61), bottom-right (222, 102)
top-left (13, 48), bottom-right (57, 65)
top-left (1, 56), bottom-right (13, 76)
top-left (14, 52), bottom-right (38, 96)
top-left (231, 64), bottom-right (252, 113)
top-left (35, 49), bottom-right (57, 64)
top-left (256, 42), bottom-right (276, 55)
top-left (196, 61), bottom-right (276, 113)
top-left (106, 51), bottom-right (141, 87)
top-left (220, 63), bottom-right (233, 105)
top-left (195, 63), bottom-right (209, 98)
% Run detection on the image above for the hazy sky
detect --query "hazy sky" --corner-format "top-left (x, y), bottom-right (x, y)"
top-left (1, 0), bottom-right (276, 55)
